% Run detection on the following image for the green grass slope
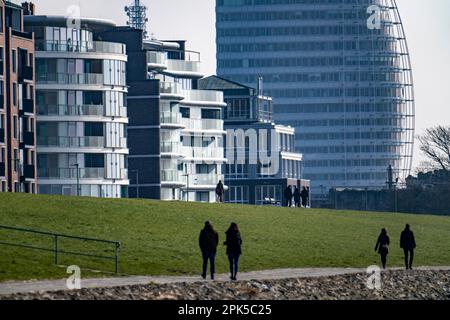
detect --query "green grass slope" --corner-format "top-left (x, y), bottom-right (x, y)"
top-left (0, 193), bottom-right (449, 282)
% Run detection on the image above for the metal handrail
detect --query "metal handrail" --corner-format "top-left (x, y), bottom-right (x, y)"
top-left (0, 225), bottom-right (121, 273)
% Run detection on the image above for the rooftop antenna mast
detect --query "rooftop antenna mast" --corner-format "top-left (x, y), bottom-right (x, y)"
top-left (125, 0), bottom-right (149, 39)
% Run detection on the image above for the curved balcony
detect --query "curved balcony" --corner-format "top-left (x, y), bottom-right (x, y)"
top-left (164, 60), bottom-right (203, 78)
top-left (160, 112), bottom-right (184, 129)
top-left (38, 167), bottom-right (105, 179)
top-left (160, 141), bottom-right (182, 157)
top-left (181, 118), bottom-right (224, 133)
top-left (182, 147), bottom-right (225, 161)
top-left (181, 90), bottom-right (226, 107)
top-left (37, 73), bottom-right (104, 86)
top-left (35, 40), bottom-right (126, 55)
top-left (37, 104), bottom-right (127, 118)
top-left (38, 136), bottom-right (104, 148)
top-left (161, 169), bottom-right (185, 187)
top-left (159, 82), bottom-right (185, 100)
top-left (147, 51), bottom-right (167, 70)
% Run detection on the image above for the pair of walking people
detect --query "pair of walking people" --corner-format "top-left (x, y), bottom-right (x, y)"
top-left (374, 224), bottom-right (416, 270)
top-left (199, 222), bottom-right (242, 281)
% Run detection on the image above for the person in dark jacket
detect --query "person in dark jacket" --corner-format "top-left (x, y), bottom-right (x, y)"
top-left (374, 228), bottom-right (390, 269)
top-left (284, 186), bottom-right (293, 207)
top-left (400, 224), bottom-right (416, 270)
top-left (199, 221), bottom-right (219, 280)
top-left (300, 187), bottom-right (309, 208)
top-left (293, 187), bottom-right (301, 208)
top-left (224, 223), bottom-right (242, 281)
top-left (216, 181), bottom-right (225, 203)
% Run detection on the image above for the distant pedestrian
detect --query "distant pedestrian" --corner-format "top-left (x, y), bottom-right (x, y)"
top-left (224, 223), bottom-right (242, 281)
top-left (284, 186), bottom-right (293, 207)
top-left (300, 187), bottom-right (309, 208)
top-left (293, 187), bottom-right (301, 208)
top-left (216, 181), bottom-right (225, 203)
top-left (374, 228), bottom-right (390, 269)
top-left (400, 224), bottom-right (416, 270)
top-left (199, 221), bottom-right (219, 280)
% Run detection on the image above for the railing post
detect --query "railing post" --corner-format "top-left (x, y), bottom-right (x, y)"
top-left (115, 242), bottom-right (120, 274)
top-left (54, 234), bottom-right (59, 265)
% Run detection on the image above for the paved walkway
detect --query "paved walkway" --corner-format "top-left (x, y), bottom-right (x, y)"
top-left (1, 266), bottom-right (449, 296)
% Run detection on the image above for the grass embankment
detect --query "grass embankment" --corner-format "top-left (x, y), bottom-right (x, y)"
top-left (0, 193), bottom-right (449, 282)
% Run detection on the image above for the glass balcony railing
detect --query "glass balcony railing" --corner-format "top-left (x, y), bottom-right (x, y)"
top-left (161, 170), bottom-right (180, 182)
top-left (188, 174), bottom-right (224, 186)
top-left (147, 51), bottom-right (167, 67)
top-left (35, 40), bottom-right (126, 54)
top-left (166, 59), bottom-right (201, 74)
top-left (184, 90), bottom-right (223, 103)
top-left (37, 73), bottom-right (104, 85)
top-left (37, 104), bottom-right (104, 116)
top-left (183, 147), bottom-right (224, 159)
top-left (160, 141), bottom-right (181, 154)
top-left (38, 167), bottom-right (105, 179)
top-left (38, 136), bottom-right (104, 148)
top-left (181, 118), bottom-right (224, 131)
top-left (159, 82), bottom-right (183, 95)
top-left (160, 112), bottom-right (182, 125)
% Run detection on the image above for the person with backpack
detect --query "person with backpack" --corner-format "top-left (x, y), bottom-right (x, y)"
top-left (199, 221), bottom-right (219, 280)
top-left (224, 222), bottom-right (242, 281)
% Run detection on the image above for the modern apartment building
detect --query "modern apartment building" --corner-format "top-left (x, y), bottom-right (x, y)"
top-left (0, 1), bottom-right (37, 194)
top-left (99, 28), bottom-right (227, 202)
top-left (24, 15), bottom-right (130, 198)
top-left (199, 76), bottom-right (309, 205)
top-left (216, 0), bottom-right (415, 201)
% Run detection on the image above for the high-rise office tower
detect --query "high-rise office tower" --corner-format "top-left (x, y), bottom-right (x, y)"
top-left (0, 1), bottom-right (37, 194)
top-left (24, 15), bottom-right (130, 198)
top-left (216, 0), bottom-right (415, 201)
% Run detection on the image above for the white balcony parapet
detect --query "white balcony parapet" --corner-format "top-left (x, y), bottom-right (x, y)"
top-left (38, 136), bottom-right (105, 148)
top-left (181, 90), bottom-right (226, 107)
top-left (182, 147), bottom-right (225, 160)
top-left (187, 174), bottom-right (224, 187)
top-left (37, 73), bottom-right (104, 85)
top-left (181, 118), bottom-right (224, 132)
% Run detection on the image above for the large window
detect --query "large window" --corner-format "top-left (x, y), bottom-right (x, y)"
top-left (255, 185), bottom-right (282, 206)
top-left (225, 186), bottom-right (249, 204)
top-left (84, 122), bottom-right (103, 136)
top-left (201, 108), bottom-right (221, 119)
top-left (85, 154), bottom-right (104, 168)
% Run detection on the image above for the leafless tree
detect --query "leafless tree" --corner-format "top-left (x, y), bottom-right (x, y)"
top-left (418, 126), bottom-right (450, 172)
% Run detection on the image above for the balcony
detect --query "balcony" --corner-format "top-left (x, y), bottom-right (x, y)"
top-left (37, 73), bottom-right (104, 85)
top-left (166, 59), bottom-right (201, 75)
top-left (38, 136), bottom-right (105, 148)
top-left (160, 112), bottom-right (182, 126)
top-left (22, 131), bottom-right (35, 146)
top-left (181, 118), bottom-right (224, 132)
top-left (0, 163), bottom-right (5, 177)
top-left (38, 104), bottom-right (104, 117)
top-left (22, 165), bottom-right (36, 180)
top-left (21, 99), bottom-right (34, 114)
top-left (35, 40), bottom-right (126, 55)
top-left (161, 170), bottom-right (180, 183)
top-left (188, 174), bottom-right (223, 187)
top-left (38, 167), bottom-right (105, 179)
top-left (183, 90), bottom-right (224, 104)
top-left (0, 130), bottom-right (4, 144)
top-left (183, 147), bottom-right (224, 160)
top-left (19, 66), bottom-right (34, 82)
top-left (159, 82), bottom-right (183, 96)
top-left (147, 51), bottom-right (167, 69)
top-left (160, 141), bottom-right (181, 154)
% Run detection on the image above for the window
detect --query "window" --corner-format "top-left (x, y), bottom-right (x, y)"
top-left (13, 116), bottom-right (18, 139)
top-left (12, 83), bottom-right (17, 106)
top-left (180, 107), bottom-right (190, 118)
top-left (201, 108), bottom-right (221, 120)
top-left (225, 186), bottom-right (249, 204)
top-left (85, 154), bottom-right (104, 168)
top-left (12, 50), bottom-right (16, 73)
top-left (84, 122), bottom-right (103, 136)
top-left (196, 192), bottom-right (210, 202)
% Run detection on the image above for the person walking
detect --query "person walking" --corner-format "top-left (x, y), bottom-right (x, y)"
top-left (199, 221), bottom-right (219, 280)
top-left (293, 187), bottom-right (301, 208)
top-left (216, 180), bottom-right (225, 203)
top-left (224, 222), bottom-right (242, 281)
top-left (374, 228), bottom-right (390, 269)
top-left (284, 186), bottom-right (293, 207)
top-left (400, 224), bottom-right (416, 270)
top-left (300, 187), bottom-right (309, 208)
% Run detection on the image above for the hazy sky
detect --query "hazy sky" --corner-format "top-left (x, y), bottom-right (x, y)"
top-left (32, 0), bottom-right (450, 169)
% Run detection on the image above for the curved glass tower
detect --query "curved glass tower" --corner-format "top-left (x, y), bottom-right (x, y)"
top-left (216, 0), bottom-right (415, 199)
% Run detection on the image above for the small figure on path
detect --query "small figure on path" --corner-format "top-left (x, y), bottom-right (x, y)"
top-left (293, 187), bottom-right (301, 208)
top-left (216, 180), bottom-right (225, 203)
top-left (284, 186), bottom-right (293, 207)
top-left (301, 187), bottom-right (309, 208)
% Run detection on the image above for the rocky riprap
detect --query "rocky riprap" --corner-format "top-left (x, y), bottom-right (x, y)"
top-left (2, 270), bottom-right (450, 300)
